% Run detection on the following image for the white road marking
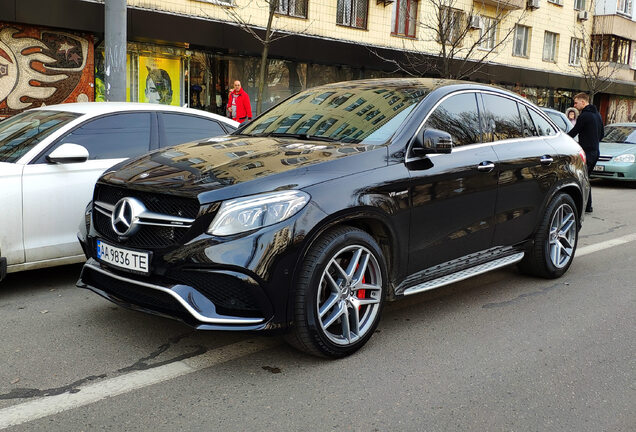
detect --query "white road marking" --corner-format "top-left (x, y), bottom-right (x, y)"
top-left (0, 338), bottom-right (280, 430)
top-left (2, 233), bottom-right (636, 429)
top-left (576, 232), bottom-right (636, 257)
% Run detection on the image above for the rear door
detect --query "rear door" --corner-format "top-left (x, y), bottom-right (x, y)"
top-left (407, 92), bottom-right (499, 274)
top-left (157, 113), bottom-right (229, 148)
top-left (22, 112), bottom-right (153, 263)
top-left (481, 93), bottom-right (559, 247)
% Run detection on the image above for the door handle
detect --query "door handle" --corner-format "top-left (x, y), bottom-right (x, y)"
top-left (477, 161), bottom-right (495, 172)
top-left (540, 155), bottom-right (554, 165)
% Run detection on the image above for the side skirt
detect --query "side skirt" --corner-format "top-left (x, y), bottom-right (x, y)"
top-left (402, 252), bottom-right (524, 296)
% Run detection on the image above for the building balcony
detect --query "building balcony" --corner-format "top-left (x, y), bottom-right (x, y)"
top-left (593, 14), bottom-right (636, 41)
top-left (476, 0), bottom-right (525, 10)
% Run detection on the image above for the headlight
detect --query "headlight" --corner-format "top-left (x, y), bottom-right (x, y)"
top-left (612, 154), bottom-right (635, 163)
top-left (208, 190), bottom-right (310, 236)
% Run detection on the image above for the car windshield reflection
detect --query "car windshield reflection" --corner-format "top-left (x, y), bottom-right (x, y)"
top-left (240, 83), bottom-right (429, 145)
top-left (601, 125), bottom-right (636, 144)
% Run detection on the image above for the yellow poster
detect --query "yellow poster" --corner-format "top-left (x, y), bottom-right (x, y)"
top-left (139, 56), bottom-right (181, 106)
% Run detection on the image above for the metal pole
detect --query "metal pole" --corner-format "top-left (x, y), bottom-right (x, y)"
top-left (104, 0), bottom-right (127, 101)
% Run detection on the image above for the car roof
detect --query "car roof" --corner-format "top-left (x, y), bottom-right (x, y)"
top-left (312, 77), bottom-right (506, 93)
top-left (540, 107), bottom-right (565, 115)
top-left (30, 102), bottom-right (238, 126)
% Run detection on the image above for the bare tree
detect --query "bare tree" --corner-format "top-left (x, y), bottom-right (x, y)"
top-left (221, 0), bottom-right (312, 114)
top-left (570, 10), bottom-right (627, 102)
top-left (372, 0), bottom-right (527, 80)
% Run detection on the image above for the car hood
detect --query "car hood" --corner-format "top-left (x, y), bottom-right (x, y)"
top-left (598, 142), bottom-right (636, 156)
top-left (99, 135), bottom-right (385, 201)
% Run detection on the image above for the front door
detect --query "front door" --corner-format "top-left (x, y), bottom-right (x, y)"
top-left (22, 112), bottom-right (152, 264)
top-left (407, 92), bottom-right (498, 274)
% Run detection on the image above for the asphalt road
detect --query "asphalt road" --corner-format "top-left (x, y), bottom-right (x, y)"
top-left (1, 180), bottom-right (634, 431)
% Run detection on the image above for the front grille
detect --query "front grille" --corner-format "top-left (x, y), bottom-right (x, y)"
top-left (95, 184), bottom-right (200, 218)
top-left (94, 212), bottom-right (185, 248)
top-left (597, 155), bottom-right (612, 162)
top-left (93, 184), bottom-right (201, 248)
top-left (82, 266), bottom-right (191, 322)
top-left (165, 270), bottom-right (262, 317)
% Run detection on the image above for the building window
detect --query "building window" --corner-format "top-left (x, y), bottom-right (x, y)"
top-left (478, 16), bottom-right (497, 50)
top-left (513, 25), bottom-right (530, 57)
top-left (591, 35), bottom-right (631, 64)
top-left (543, 31), bottom-right (558, 62)
top-left (573, 0), bottom-right (586, 10)
top-left (617, 0), bottom-right (633, 15)
top-left (392, 0), bottom-right (418, 38)
top-left (547, 0), bottom-right (564, 5)
top-left (569, 38), bottom-right (583, 65)
top-left (276, 0), bottom-right (308, 18)
top-left (337, 0), bottom-right (369, 29)
top-left (440, 7), bottom-right (463, 44)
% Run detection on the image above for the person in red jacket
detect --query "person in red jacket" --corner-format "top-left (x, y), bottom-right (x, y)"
top-left (227, 80), bottom-right (252, 123)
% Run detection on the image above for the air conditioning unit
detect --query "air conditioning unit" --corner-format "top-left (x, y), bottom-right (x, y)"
top-left (469, 16), bottom-right (482, 29)
top-left (578, 10), bottom-right (589, 20)
top-left (527, 0), bottom-right (540, 9)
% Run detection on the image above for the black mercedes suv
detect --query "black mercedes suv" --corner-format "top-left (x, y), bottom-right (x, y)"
top-left (78, 79), bottom-right (589, 358)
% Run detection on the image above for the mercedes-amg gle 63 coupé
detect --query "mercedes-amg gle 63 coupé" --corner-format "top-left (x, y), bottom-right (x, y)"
top-left (78, 79), bottom-right (589, 358)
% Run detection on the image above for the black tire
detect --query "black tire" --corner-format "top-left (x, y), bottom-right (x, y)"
top-left (286, 226), bottom-right (387, 358)
top-left (519, 193), bottom-right (579, 279)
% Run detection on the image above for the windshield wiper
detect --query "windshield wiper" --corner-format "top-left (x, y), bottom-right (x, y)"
top-left (265, 132), bottom-right (337, 142)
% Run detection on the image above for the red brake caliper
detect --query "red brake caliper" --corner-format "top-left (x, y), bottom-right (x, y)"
top-left (356, 263), bottom-right (366, 311)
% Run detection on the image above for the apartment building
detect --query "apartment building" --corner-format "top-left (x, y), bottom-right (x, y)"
top-left (592, 0), bottom-right (636, 121)
top-left (1, 0), bottom-right (634, 121)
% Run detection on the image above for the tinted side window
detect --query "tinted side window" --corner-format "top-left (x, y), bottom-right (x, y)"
top-left (528, 109), bottom-right (558, 136)
top-left (161, 113), bottom-right (226, 148)
top-left (52, 113), bottom-right (151, 160)
top-left (424, 93), bottom-right (481, 146)
top-left (482, 94), bottom-right (523, 142)
top-left (519, 105), bottom-right (538, 137)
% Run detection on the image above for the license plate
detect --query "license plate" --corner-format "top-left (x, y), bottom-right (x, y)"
top-left (96, 240), bottom-right (150, 273)
top-left (593, 165), bottom-right (605, 172)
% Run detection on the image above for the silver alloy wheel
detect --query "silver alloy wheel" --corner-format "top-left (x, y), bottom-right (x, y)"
top-left (548, 203), bottom-right (577, 269)
top-left (317, 244), bottom-right (383, 346)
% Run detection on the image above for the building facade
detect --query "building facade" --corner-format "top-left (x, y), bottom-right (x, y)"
top-left (1, 0), bottom-right (634, 121)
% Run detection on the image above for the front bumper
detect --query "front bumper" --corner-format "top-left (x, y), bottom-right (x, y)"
top-left (590, 162), bottom-right (636, 181)
top-left (78, 259), bottom-right (272, 331)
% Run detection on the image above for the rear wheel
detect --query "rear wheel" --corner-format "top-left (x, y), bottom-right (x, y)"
top-left (519, 193), bottom-right (579, 278)
top-left (286, 227), bottom-right (386, 358)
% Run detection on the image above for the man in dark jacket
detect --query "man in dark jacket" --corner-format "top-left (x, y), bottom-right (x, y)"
top-left (568, 92), bottom-right (604, 213)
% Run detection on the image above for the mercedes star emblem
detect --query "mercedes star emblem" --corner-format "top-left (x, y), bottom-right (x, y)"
top-left (111, 197), bottom-right (145, 237)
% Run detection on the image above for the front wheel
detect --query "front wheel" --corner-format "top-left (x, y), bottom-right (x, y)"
top-left (519, 193), bottom-right (579, 278)
top-left (286, 227), bottom-right (387, 358)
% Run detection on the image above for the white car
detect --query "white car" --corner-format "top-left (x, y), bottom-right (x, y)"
top-left (0, 102), bottom-right (238, 280)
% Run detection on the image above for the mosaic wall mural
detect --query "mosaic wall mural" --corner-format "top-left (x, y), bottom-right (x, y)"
top-left (0, 23), bottom-right (94, 117)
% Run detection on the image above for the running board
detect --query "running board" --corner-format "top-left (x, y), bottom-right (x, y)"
top-left (403, 252), bottom-right (525, 296)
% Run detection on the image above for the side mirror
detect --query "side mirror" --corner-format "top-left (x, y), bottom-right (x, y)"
top-left (46, 143), bottom-right (89, 164)
top-left (412, 128), bottom-right (453, 156)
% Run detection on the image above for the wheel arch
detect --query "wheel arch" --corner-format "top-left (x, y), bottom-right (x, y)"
top-left (554, 183), bottom-right (584, 227)
top-left (293, 208), bottom-right (401, 300)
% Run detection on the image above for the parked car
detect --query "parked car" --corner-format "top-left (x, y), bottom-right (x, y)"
top-left (77, 79), bottom-right (589, 358)
top-left (0, 103), bottom-right (238, 281)
top-left (541, 107), bottom-right (573, 133)
top-left (591, 122), bottom-right (636, 181)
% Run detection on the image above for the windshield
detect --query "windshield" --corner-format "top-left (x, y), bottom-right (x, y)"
top-left (240, 84), bottom-right (429, 144)
top-left (601, 125), bottom-right (636, 144)
top-left (0, 110), bottom-right (81, 163)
